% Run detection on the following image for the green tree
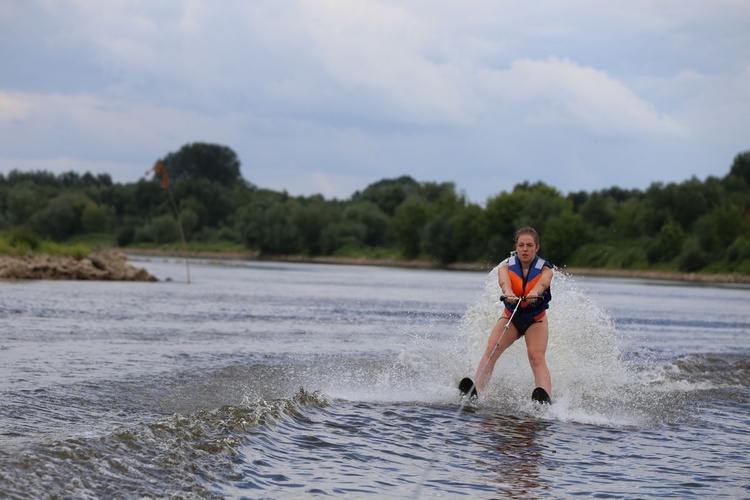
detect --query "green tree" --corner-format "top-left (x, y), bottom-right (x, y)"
top-left (29, 193), bottom-right (93, 241)
top-left (392, 196), bottom-right (428, 258)
top-left (726, 236), bottom-right (750, 273)
top-left (725, 151), bottom-right (750, 189)
top-left (422, 196), bottom-right (486, 264)
top-left (452, 204), bottom-right (487, 262)
top-left (422, 211), bottom-right (459, 264)
top-left (647, 218), bottom-right (686, 264)
top-left (292, 196), bottom-right (332, 255)
top-left (343, 201), bottom-right (392, 247)
top-left (642, 179), bottom-right (711, 234)
top-left (420, 181), bottom-right (458, 203)
top-left (711, 205), bottom-right (746, 248)
top-left (485, 182), bottom-right (566, 260)
top-left (677, 237), bottom-right (709, 272)
top-left (613, 199), bottom-right (646, 239)
top-left (353, 176), bottom-right (420, 216)
top-left (178, 208), bottom-right (200, 239)
top-left (320, 220), bottom-right (367, 254)
top-left (237, 192), bottom-right (300, 254)
top-left (579, 193), bottom-right (615, 229)
top-left (160, 142), bottom-right (243, 187)
top-left (81, 201), bottom-right (115, 234)
top-left (174, 178), bottom-right (235, 227)
top-left (543, 211), bottom-right (589, 265)
top-left (513, 186), bottom-right (571, 235)
top-left (132, 180), bottom-right (168, 218)
top-left (485, 188), bottom-right (528, 261)
top-left (134, 215), bottom-right (181, 244)
top-left (6, 183), bottom-right (46, 226)
top-left (691, 215), bottom-right (719, 254)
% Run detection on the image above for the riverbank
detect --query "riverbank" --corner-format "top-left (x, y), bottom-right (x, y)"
top-left (125, 248), bottom-right (750, 285)
top-left (0, 249), bottom-right (157, 281)
top-left (3, 245), bottom-right (745, 284)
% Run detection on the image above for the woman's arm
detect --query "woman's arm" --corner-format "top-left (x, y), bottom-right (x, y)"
top-left (528, 267), bottom-right (553, 297)
top-left (497, 261), bottom-right (513, 297)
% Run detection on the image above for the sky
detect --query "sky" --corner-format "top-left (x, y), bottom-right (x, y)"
top-left (1, 1), bottom-right (749, 203)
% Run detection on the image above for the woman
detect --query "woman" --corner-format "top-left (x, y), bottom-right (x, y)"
top-left (459, 227), bottom-right (554, 404)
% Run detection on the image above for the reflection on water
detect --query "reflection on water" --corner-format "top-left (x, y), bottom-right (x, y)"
top-left (471, 412), bottom-right (550, 497)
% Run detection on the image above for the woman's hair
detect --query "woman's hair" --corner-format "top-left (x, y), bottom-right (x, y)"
top-left (514, 227), bottom-right (540, 245)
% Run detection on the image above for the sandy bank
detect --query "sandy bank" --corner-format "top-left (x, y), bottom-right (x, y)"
top-left (125, 249), bottom-right (750, 285)
top-left (0, 249), bottom-right (157, 281)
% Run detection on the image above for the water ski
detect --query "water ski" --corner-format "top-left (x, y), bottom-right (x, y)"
top-left (531, 387), bottom-right (551, 404)
top-left (458, 377), bottom-right (478, 398)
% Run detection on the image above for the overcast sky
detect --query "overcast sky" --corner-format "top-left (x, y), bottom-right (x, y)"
top-left (1, 1), bottom-right (748, 202)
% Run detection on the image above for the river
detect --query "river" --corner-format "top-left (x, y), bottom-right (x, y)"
top-left (1, 258), bottom-right (748, 498)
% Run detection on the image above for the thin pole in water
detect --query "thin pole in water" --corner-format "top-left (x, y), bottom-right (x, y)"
top-left (165, 187), bottom-right (191, 284)
top-left (145, 160), bottom-right (191, 284)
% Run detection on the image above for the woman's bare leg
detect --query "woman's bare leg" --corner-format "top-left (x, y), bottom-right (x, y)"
top-left (524, 319), bottom-right (551, 395)
top-left (474, 318), bottom-right (519, 393)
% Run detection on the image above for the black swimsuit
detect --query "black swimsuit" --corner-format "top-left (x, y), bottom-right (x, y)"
top-left (508, 314), bottom-right (542, 337)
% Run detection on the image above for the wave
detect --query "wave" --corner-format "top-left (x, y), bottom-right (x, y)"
top-left (0, 389), bottom-right (331, 499)
top-left (665, 352), bottom-right (750, 388)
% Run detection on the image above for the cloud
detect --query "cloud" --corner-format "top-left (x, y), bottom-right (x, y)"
top-left (0, 90), bottom-right (248, 166)
top-left (669, 65), bottom-right (750, 138)
top-left (287, 0), bottom-right (480, 127)
top-left (0, 91), bottom-right (29, 122)
top-left (481, 57), bottom-right (686, 138)
top-left (0, 0), bottom-right (749, 202)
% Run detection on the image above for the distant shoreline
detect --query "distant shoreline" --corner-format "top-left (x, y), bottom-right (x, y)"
top-left (125, 248), bottom-right (750, 285)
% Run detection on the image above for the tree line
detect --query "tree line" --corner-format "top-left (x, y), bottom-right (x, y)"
top-left (1, 142), bottom-right (749, 274)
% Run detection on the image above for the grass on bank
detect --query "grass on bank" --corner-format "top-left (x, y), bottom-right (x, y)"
top-left (4, 227), bottom-right (748, 277)
top-left (125, 240), bottom-right (247, 254)
top-left (0, 228), bottom-right (91, 259)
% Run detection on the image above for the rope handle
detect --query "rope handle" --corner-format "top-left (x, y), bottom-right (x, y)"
top-left (500, 294), bottom-right (541, 302)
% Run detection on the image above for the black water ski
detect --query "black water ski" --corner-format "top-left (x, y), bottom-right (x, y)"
top-left (531, 387), bottom-right (551, 404)
top-left (458, 377), bottom-right (478, 398)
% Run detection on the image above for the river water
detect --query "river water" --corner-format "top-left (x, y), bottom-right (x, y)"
top-left (0, 258), bottom-right (748, 498)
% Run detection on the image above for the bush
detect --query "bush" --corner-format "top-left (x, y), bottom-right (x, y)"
top-left (726, 237), bottom-right (750, 273)
top-left (117, 226), bottom-right (136, 247)
top-left (134, 215), bottom-right (181, 244)
top-left (38, 241), bottom-right (91, 260)
top-left (647, 218), bottom-right (685, 263)
top-left (0, 229), bottom-right (90, 258)
top-left (320, 221), bottom-right (367, 255)
top-left (677, 238), bottom-right (709, 272)
top-left (8, 227), bottom-right (41, 251)
top-left (81, 202), bottom-right (114, 234)
top-left (607, 246), bottom-right (648, 269)
top-left (567, 244), bottom-right (613, 268)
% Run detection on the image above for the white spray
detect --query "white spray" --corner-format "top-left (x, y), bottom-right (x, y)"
top-left (457, 266), bottom-right (667, 426)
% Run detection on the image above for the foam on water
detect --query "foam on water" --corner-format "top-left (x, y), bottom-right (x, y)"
top-left (319, 266), bottom-right (686, 428)
top-left (177, 261), bottom-right (722, 435)
top-left (454, 267), bottom-right (683, 427)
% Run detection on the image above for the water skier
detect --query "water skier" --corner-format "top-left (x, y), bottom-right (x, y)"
top-left (460, 227), bottom-right (554, 404)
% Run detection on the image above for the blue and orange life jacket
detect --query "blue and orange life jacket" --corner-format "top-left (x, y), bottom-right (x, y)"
top-left (504, 254), bottom-right (553, 320)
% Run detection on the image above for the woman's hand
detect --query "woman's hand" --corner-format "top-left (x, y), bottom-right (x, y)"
top-left (501, 294), bottom-right (520, 304)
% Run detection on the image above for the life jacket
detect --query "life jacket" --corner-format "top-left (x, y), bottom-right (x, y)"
top-left (504, 254), bottom-right (553, 320)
